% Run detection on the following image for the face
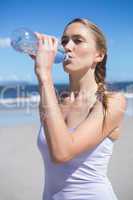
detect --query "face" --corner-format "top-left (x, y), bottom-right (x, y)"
top-left (61, 22), bottom-right (104, 74)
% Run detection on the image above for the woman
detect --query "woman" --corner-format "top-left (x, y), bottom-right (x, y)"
top-left (33, 18), bottom-right (127, 200)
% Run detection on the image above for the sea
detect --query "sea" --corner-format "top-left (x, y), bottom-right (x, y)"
top-left (0, 81), bottom-right (133, 126)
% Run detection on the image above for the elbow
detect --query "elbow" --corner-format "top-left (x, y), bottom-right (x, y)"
top-left (51, 153), bottom-right (73, 164)
top-left (118, 92), bottom-right (128, 113)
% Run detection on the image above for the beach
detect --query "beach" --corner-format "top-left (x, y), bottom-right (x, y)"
top-left (0, 108), bottom-right (133, 200)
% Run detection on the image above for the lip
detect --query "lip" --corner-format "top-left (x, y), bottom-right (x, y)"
top-left (67, 55), bottom-right (75, 61)
top-left (65, 53), bottom-right (75, 59)
top-left (68, 57), bottom-right (74, 60)
top-left (63, 58), bottom-right (72, 64)
top-left (63, 54), bottom-right (73, 64)
top-left (68, 55), bottom-right (74, 58)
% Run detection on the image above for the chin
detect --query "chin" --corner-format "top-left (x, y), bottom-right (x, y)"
top-left (63, 67), bottom-right (81, 75)
top-left (63, 65), bottom-right (73, 73)
top-left (63, 61), bottom-right (87, 73)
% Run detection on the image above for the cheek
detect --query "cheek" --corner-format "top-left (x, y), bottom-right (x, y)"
top-left (75, 47), bottom-right (96, 69)
top-left (76, 44), bottom-right (95, 58)
top-left (76, 47), bottom-right (95, 67)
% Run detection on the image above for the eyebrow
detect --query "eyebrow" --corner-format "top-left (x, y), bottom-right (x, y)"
top-left (61, 34), bottom-right (86, 40)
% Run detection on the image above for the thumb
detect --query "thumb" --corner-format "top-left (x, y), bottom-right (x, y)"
top-left (29, 54), bottom-right (36, 60)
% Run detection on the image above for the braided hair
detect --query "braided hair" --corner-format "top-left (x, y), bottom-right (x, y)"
top-left (65, 18), bottom-right (111, 132)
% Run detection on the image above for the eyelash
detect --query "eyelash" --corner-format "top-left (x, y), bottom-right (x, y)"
top-left (61, 39), bottom-right (82, 46)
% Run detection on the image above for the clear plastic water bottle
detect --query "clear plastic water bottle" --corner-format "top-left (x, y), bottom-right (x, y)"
top-left (11, 28), bottom-right (69, 63)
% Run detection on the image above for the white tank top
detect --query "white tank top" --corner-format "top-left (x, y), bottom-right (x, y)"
top-left (37, 125), bottom-right (118, 200)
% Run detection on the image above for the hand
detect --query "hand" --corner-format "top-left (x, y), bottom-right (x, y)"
top-left (32, 32), bottom-right (58, 83)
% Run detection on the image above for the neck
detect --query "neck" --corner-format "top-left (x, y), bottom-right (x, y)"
top-left (68, 68), bottom-right (98, 103)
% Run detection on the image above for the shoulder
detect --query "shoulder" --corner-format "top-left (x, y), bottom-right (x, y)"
top-left (91, 91), bottom-right (127, 136)
top-left (106, 91), bottom-right (127, 114)
top-left (93, 91), bottom-right (127, 114)
top-left (102, 91), bottom-right (127, 133)
top-left (103, 91), bottom-right (127, 139)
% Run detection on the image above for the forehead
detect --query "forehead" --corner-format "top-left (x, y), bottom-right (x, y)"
top-left (63, 22), bottom-right (93, 39)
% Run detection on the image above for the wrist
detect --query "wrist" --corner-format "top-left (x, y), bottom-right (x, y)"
top-left (38, 73), bottom-right (53, 86)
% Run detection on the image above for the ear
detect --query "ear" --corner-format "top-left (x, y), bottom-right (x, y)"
top-left (95, 51), bottom-right (105, 63)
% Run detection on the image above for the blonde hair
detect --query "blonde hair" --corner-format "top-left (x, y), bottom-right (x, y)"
top-left (65, 18), bottom-right (111, 132)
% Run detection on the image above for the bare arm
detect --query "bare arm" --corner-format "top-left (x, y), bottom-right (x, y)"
top-left (39, 75), bottom-right (74, 163)
top-left (69, 93), bottom-right (127, 158)
top-left (34, 33), bottom-right (127, 164)
top-left (33, 32), bottom-right (74, 163)
top-left (39, 77), bottom-right (127, 164)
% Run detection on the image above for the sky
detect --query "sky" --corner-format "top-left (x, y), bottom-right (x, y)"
top-left (0, 0), bottom-right (133, 83)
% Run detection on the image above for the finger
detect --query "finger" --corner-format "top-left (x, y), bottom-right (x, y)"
top-left (34, 32), bottom-right (43, 51)
top-left (34, 32), bottom-right (42, 40)
top-left (47, 36), bottom-right (54, 51)
top-left (37, 37), bottom-right (43, 52)
top-left (35, 32), bottom-right (46, 48)
top-left (43, 35), bottom-right (50, 50)
top-left (51, 36), bottom-right (58, 51)
top-left (29, 54), bottom-right (36, 60)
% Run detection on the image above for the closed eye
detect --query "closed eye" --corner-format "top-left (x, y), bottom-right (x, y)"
top-left (73, 39), bottom-right (82, 44)
top-left (61, 39), bottom-right (83, 46)
top-left (61, 39), bottom-right (68, 46)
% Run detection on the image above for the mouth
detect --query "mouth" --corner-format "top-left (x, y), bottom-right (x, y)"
top-left (68, 54), bottom-right (74, 59)
top-left (63, 52), bottom-right (76, 65)
top-left (63, 58), bottom-right (72, 65)
top-left (63, 53), bottom-right (73, 64)
top-left (66, 54), bottom-right (75, 60)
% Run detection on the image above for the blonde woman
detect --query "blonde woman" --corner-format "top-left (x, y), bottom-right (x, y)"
top-left (33, 18), bottom-right (126, 200)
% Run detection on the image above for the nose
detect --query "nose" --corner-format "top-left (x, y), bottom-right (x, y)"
top-left (64, 39), bottom-right (74, 52)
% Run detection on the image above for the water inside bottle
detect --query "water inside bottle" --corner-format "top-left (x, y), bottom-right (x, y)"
top-left (13, 40), bottom-right (37, 55)
top-left (11, 28), bottom-right (69, 63)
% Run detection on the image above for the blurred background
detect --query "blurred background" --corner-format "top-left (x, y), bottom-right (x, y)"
top-left (0, 0), bottom-right (133, 199)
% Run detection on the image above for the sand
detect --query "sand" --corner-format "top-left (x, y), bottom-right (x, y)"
top-left (0, 114), bottom-right (132, 200)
